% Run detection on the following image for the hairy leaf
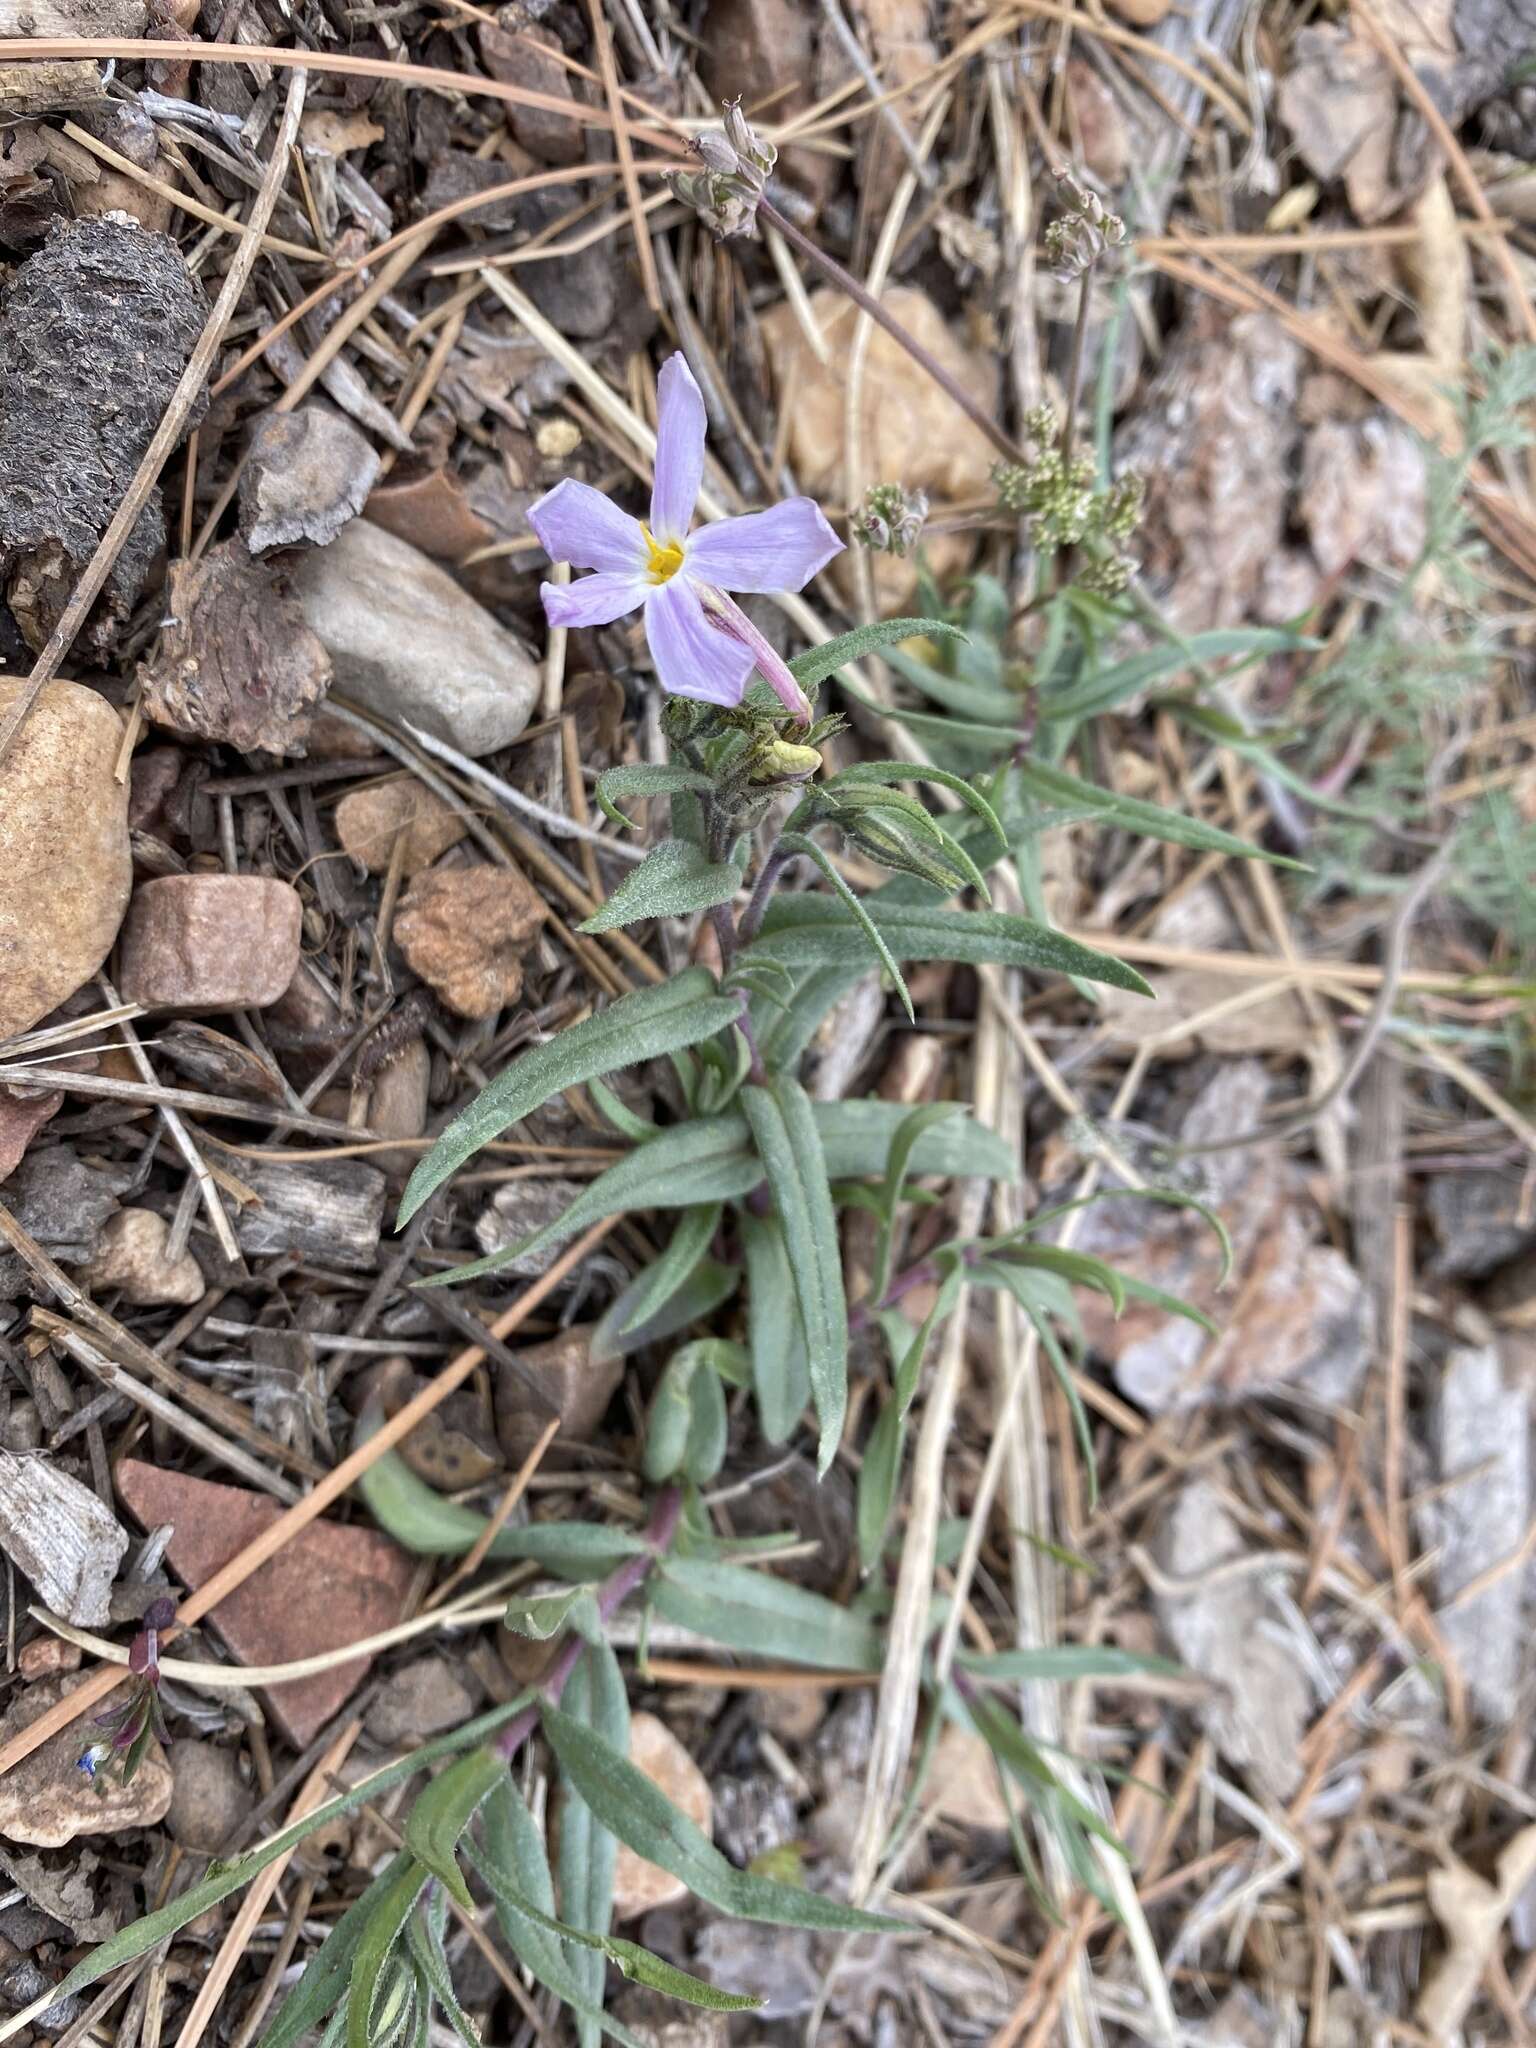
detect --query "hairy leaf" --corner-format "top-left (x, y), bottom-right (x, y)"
top-left (543, 1706), bottom-right (900, 1933)
top-left (403, 1745), bottom-right (506, 1910)
top-left (579, 840), bottom-right (744, 933)
top-left (558, 1642), bottom-right (629, 2046)
top-left (786, 617), bottom-right (964, 691)
top-left (741, 1213), bottom-right (810, 1445)
top-left (651, 1559), bottom-right (881, 1671)
top-left (595, 763), bottom-right (713, 831)
top-left (742, 1077), bottom-right (847, 1474)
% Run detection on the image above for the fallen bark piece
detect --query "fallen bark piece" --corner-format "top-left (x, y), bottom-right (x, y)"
top-left (76, 1208), bottom-right (205, 1308)
top-left (139, 542), bottom-right (333, 756)
top-left (115, 1458), bottom-right (415, 1747)
top-left (117, 875), bottom-right (304, 1014)
top-left (0, 216), bottom-right (205, 652)
top-left (0, 678), bottom-right (132, 1046)
top-left (292, 517), bottom-right (540, 756)
top-left (208, 1146), bottom-right (387, 1271)
top-left (394, 863), bottom-right (549, 1019)
top-left (240, 405), bottom-right (380, 554)
top-left (0, 1674), bottom-right (171, 1846)
top-left (1433, 1343), bottom-right (1529, 1723)
top-left (0, 1451), bottom-right (128, 1626)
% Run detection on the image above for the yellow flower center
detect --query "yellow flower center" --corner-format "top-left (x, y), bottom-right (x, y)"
top-left (641, 525), bottom-right (685, 585)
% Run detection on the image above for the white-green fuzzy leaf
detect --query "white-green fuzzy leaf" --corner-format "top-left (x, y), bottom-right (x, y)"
top-left (651, 1559), bottom-right (882, 1671)
top-left (617, 1203), bottom-right (721, 1336)
top-left (595, 763), bottom-right (713, 830)
top-left (399, 972), bottom-right (741, 1224)
top-left (831, 762), bottom-right (1008, 852)
top-left (579, 841), bottom-right (744, 933)
top-left (542, 1706), bottom-right (900, 1933)
top-left (814, 1098), bottom-right (1016, 1183)
top-left (504, 1584), bottom-right (601, 1642)
top-left (742, 1077), bottom-right (847, 1475)
top-left (748, 898), bottom-right (1152, 995)
top-left (856, 1396), bottom-right (904, 1571)
top-left (957, 1645), bottom-right (1182, 1683)
top-left (347, 1857), bottom-right (431, 2048)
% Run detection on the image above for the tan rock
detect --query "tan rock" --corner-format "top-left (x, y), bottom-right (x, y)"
top-left (758, 288), bottom-right (996, 605)
top-left (395, 862), bottom-right (548, 1019)
top-left (18, 1634), bottom-right (82, 1680)
top-left (0, 679), bottom-right (131, 1045)
top-left (77, 1208), bottom-right (205, 1307)
top-left (495, 1324), bottom-right (624, 1461)
top-left (1106, 0), bottom-right (1170, 21)
top-left (165, 1738), bottom-right (252, 1853)
top-left (0, 1673), bottom-right (172, 1846)
top-left (118, 875), bottom-right (304, 1014)
top-left (1066, 57), bottom-right (1129, 188)
top-left (926, 1722), bottom-right (1010, 1831)
top-left (612, 1714), bottom-right (713, 1919)
top-left (334, 778), bottom-right (467, 876)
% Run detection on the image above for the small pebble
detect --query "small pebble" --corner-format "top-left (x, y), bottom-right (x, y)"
top-left (117, 875), bottom-right (303, 1013)
top-left (495, 1324), bottom-right (622, 1462)
top-left (333, 779), bottom-right (466, 877)
top-left (165, 1738), bottom-right (252, 1854)
top-left (364, 1655), bottom-right (475, 1745)
top-left (77, 1208), bottom-right (204, 1307)
top-left (394, 863), bottom-right (548, 1020)
top-left (18, 1636), bottom-right (82, 1681)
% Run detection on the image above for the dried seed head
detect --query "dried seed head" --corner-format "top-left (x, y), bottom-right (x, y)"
top-left (672, 99), bottom-right (777, 239)
top-left (853, 482), bottom-right (930, 557)
top-left (1044, 167), bottom-right (1126, 280)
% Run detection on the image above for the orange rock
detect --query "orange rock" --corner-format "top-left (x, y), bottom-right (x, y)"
top-left (334, 778), bottom-right (467, 877)
top-left (394, 862), bottom-right (548, 1019)
top-left (612, 1714), bottom-right (713, 1918)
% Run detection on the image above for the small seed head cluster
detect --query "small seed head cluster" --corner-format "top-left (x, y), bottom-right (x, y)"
top-left (853, 482), bottom-right (929, 556)
top-left (672, 101), bottom-right (777, 239)
top-left (992, 406), bottom-right (1143, 592)
top-left (1043, 169), bottom-right (1126, 281)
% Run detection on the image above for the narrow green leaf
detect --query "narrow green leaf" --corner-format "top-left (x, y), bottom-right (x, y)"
top-left (814, 1097), bottom-right (1016, 1183)
top-left (399, 972), bottom-right (741, 1224)
top-left (404, 1890), bottom-right (483, 2048)
top-left (748, 897), bottom-right (1153, 995)
top-left (558, 1641), bottom-right (629, 2047)
top-left (778, 831), bottom-right (913, 1020)
top-left (742, 1077), bottom-right (847, 1475)
top-left (741, 1214), bottom-right (811, 1446)
top-left (587, 1076), bottom-right (657, 1143)
top-left (504, 1585), bottom-right (600, 1641)
top-left (256, 1857), bottom-right (409, 2048)
top-left (856, 1396), bottom-right (904, 1570)
top-left (578, 840), bottom-right (744, 934)
top-left (650, 1559), bottom-right (882, 1671)
top-left (1013, 758), bottom-right (1303, 869)
top-left (403, 1745), bottom-right (506, 1910)
top-left (591, 1257), bottom-right (741, 1363)
top-left (347, 1857), bottom-right (430, 2048)
top-left (418, 1117), bottom-right (761, 1289)
top-left (832, 762), bottom-right (1008, 853)
top-left (958, 1645), bottom-right (1182, 1683)
top-left (542, 1706), bottom-right (900, 1934)
top-left (786, 617), bottom-right (964, 690)
top-left (991, 1243), bottom-right (1126, 1316)
top-left (872, 1103), bottom-right (961, 1298)
top-left (1042, 626), bottom-right (1308, 722)
top-left (618, 1203), bottom-right (721, 1336)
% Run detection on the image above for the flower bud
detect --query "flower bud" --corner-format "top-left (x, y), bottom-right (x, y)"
top-left (672, 99), bottom-right (778, 239)
top-left (853, 482), bottom-right (929, 557)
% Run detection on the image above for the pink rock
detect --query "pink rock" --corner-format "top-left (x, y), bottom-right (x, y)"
top-left (117, 875), bottom-right (303, 1013)
top-left (115, 1460), bottom-right (415, 1748)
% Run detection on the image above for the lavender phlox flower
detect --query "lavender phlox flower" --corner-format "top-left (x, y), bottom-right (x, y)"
top-left (529, 352), bottom-right (842, 723)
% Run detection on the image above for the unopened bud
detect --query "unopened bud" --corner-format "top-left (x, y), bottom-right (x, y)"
top-left (853, 482), bottom-right (929, 557)
top-left (672, 99), bottom-right (777, 239)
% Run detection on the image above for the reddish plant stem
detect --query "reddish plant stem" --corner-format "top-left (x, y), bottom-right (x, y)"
top-left (495, 1484), bottom-right (683, 1760)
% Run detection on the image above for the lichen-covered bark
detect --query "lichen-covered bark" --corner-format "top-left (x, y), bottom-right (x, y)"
top-left (0, 215), bottom-right (205, 651)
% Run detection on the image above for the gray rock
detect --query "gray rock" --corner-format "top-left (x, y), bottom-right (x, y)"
top-left (1155, 1476), bottom-right (1311, 1799)
top-left (474, 1178), bottom-right (587, 1277)
top-left (165, 1738), bottom-right (252, 1853)
top-left (364, 1656), bottom-right (475, 1745)
top-left (1434, 1343), bottom-right (1529, 1722)
top-left (292, 519), bottom-right (539, 757)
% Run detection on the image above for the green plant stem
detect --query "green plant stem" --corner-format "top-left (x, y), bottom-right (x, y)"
top-left (757, 199), bottom-right (1025, 466)
top-left (494, 1484), bottom-right (682, 1762)
top-left (1057, 261), bottom-right (1096, 479)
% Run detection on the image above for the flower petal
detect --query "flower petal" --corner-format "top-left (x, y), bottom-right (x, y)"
top-left (685, 498), bottom-right (844, 593)
top-left (650, 352), bottom-right (707, 544)
top-left (693, 584), bottom-right (812, 721)
top-left (529, 477), bottom-right (646, 573)
top-left (541, 571), bottom-right (647, 631)
top-left (644, 577), bottom-right (754, 706)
